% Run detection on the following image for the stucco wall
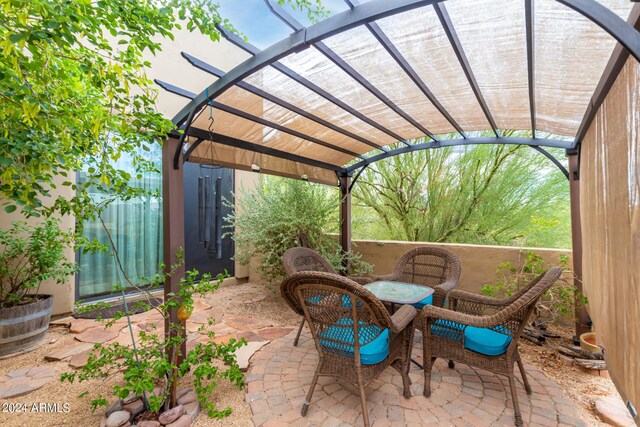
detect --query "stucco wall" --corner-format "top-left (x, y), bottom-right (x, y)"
top-left (234, 170), bottom-right (260, 279)
top-left (0, 174), bottom-right (76, 316)
top-left (352, 239), bottom-right (571, 293)
top-left (247, 238), bottom-right (571, 292)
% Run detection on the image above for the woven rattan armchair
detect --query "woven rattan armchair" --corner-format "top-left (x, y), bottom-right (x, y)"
top-left (281, 271), bottom-right (417, 427)
top-left (377, 246), bottom-right (461, 308)
top-left (282, 247), bottom-right (372, 346)
top-left (420, 267), bottom-right (562, 426)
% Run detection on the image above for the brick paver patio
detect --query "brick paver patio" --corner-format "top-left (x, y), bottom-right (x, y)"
top-left (245, 331), bottom-right (588, 427)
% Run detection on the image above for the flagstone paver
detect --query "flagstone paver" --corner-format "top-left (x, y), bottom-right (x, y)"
top-left (245, 331), bottom-right (589, 427)
top-left (0, 367), bottom-right (56, 398)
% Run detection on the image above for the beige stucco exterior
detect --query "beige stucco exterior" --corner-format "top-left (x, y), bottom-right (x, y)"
top-left (0, 175), bottom-right (76, 315)
top-left (249, 239), bottom-right (572, 294)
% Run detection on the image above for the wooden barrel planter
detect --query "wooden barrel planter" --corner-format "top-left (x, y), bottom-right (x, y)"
top-left (0, 295), bottom-right (54, 357)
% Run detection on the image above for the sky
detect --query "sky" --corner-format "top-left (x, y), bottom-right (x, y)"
top-left (218, 0), bottom-right (351, 49)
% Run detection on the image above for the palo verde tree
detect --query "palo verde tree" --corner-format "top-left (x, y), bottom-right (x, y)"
top-left (352, 132), bottom-right (570, 248)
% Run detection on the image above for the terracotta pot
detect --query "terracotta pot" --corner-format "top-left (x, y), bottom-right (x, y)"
top-left (579, 332), bottom-right (600, 353)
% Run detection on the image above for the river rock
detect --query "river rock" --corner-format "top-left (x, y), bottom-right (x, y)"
top-left (106, 410), bottom-right (131, 427)
top-left (158, 405), bottom-right (184, 425)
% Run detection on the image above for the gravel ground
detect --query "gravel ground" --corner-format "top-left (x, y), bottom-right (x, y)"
top-left (0, 281), bottom-right (618, 426)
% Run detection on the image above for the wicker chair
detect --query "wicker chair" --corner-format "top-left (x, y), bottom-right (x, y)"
top-left (281, 271), bottom-right (417, 427)
top-left (282, 247), bottom-right (372, 346)
top-left (377, 246), bottom-right (461, 308)
top-left (420, 267), bottom-right (563, 426)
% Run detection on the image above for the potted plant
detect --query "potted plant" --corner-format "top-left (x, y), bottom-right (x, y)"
top-left (0, 218), bottom-right (75, 356)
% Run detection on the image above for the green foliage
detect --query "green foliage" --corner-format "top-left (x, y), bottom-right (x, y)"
top-left (352, 132), bottom-right (570, 249)
top-left (0, 0), bottom-right (326, 221)
top-left (0, 218), bottom-right (76, 308)
top-left (62, 252), bottom-right (245, 417)
top-left (480, 251), bottom-right (585, 323)
top-left (226, 176), bottom-right (371, 281)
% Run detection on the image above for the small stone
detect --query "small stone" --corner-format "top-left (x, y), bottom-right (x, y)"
top-left (69, 350), bottom-right (92, 369)
top-left (123, 392), bottom-right (140, 404)
top-left (49, 339), bottom-right (57, 344)
top-left (138, 422), bottom-right (160, 427)
top-left (175, 388), bottom-right (190, 400)
top-left (105, 400), bottom-right (123, 417)
top-left (158, 405), bottom-right (184, 424)
top-left (106, 410), bottom-right (131, 427)
top-left (183, 401), bottom-right (200, 422)
top-left (75, 326), bottom-right (120, 344)
top-left (595, 396), bottom-right (635, 427)
top-left (123, 397), bottom-right (144, 415)
top-left (235, 341), bottom-right (269, 372)
top-left (177, 390), bottom-right (197, 405)
top-left (69, 318), bottom-right (100, 333)
top-left (44, 342), bottom-right (93, 361)
top-left (166, 415), bottom-right (191, 427)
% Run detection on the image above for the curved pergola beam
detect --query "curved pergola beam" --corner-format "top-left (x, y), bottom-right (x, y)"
top-left (345, 137), bottom-right (573, 173)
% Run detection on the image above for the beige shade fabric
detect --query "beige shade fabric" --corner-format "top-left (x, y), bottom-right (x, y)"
top-left (580, 57), bottom-right (639, 412)
top-left (165, 0), bottom-right (635, 184)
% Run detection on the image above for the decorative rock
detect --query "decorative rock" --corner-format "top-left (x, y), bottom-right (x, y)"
top-left (105, 400), bottom-right (124, 417)
top-left (123, 397), bottom-right (144, 415)
top-left (0, 382), bottom-right (41, 399)
top-left (177, 390), bottom-right (197, 405)
top-left (50, 316), bottom-right (74, 326)
top-left (75, 326), bottom-right (121, 344)
top-left (44, 342), bottom-right (93, 361)
top-left (166, 415), bottom-right (192, 427)
top-left (106, 410), bottom-right (131, 427)
top-left (99, 415), bottom-right (108, 427)
top-left (123, 392), bottom-right (140, 404)
top-left (175, 387), bottom-right (190, 400)
top-left (257, 327), bottom-right (294, 341)
top-left (235, 340), bottom-right (269, 372)
top-left (7, 368), bottom-right (30, 378)
top-left (69, 349), bottom-right (92, 368)
top-left (183, 401), bottom-right (200, 421)
top-left (69, 318), bottom-right (100, 333)
top-left (158, 405), bottom-right (184, 425)
top-left (595, 396), bottom-right (636, 427)
top-left (138, 422), bottom-right (161, 427)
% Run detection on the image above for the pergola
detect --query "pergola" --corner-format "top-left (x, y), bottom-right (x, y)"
top-left (157, 0), bottom-right (640, 412)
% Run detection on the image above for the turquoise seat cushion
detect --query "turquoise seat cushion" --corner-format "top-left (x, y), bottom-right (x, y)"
top-left (318, 318), bottom-right (389, 365)
top-left (431, 321), bottom-right (512, 356)
top-left (412, 294), bottom-right (433, 309)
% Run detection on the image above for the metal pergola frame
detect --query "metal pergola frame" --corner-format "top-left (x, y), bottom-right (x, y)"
top-left (159, 0), bottom-right (640, 352)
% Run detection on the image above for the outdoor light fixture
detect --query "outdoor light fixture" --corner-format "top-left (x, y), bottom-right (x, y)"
top-left (251, 164), bottom-right (260, 172)
top-left (301, 175), bottom-right (308, 181)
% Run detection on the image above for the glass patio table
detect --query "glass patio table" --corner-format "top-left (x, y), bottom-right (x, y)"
top-left (364, 281), bottom-right (434, 306)
top-left (364, 280), bottom-right (433, 369)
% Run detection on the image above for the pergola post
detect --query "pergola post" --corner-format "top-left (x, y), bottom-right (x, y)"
top-left (568, 151), bottom-right (590, 339)
top-left (339, 174), bottom-right (352, 267)
top-left (162, 137), bottom-right (187, 363)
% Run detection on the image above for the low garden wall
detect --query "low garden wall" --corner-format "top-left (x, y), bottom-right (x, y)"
top-left (249, 238), bottom-right (572, 293)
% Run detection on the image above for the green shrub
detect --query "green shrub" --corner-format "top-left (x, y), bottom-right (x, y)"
top-left (61, 252), bottom-right (245, 417)
top-left (0, 218), bottom-right (76, 308)
top-left (225, 176), bottom-right (371, 281)
top-left (481, 251), bottom-right (585, 323)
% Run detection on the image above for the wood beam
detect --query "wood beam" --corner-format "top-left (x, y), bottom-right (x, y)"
top-left (162, 138), bottom-right (187, 363)
top-left (568, 153), bottom-right (590, 339)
